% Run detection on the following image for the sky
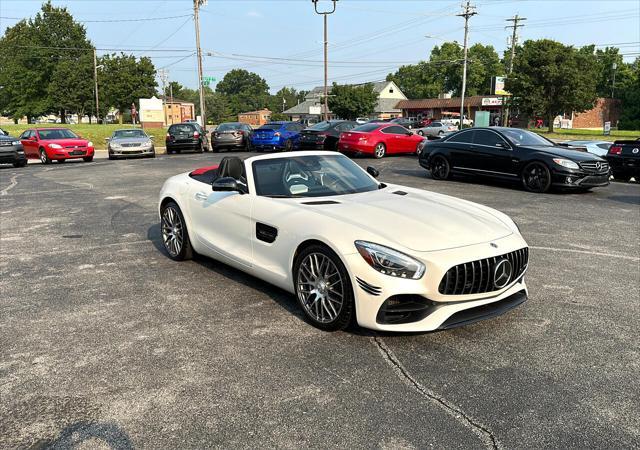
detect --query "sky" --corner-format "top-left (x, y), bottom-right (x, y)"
top-left (1, 0), bottom-right (639, 94)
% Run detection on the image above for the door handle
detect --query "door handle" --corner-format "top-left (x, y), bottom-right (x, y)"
top-left (194, 192), bottom-right (208, 201)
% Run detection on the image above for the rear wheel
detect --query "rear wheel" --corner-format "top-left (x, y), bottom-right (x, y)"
top-left (374, 143), bottom-right (386, 159)
top-left (39, 148), bottom-right (52, 164)
top-left (160, 202), bottom-right (193, 261)
top-left (430, 154), bottom-right (450, 180)
top-left (522, 161), bottom-right (551, 193)
top-left (294, 245), bottom-right (354, 331)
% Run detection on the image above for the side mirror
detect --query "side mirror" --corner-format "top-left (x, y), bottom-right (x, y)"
top-left (105, 138), bottom-right (110, 142)
top-left (30, 136), bottom-right (37, 141)
top-left (366, 166), bottom-right (379, 178)
top-left (495, 142), bottom-right (508, 149)
top-left (212, 177), bottom-right (242, 193)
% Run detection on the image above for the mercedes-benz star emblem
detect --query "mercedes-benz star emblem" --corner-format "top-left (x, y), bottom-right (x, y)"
top-left (493, 259), bottom-right (513, 289)
top-left (595, 162), bottom-right (602, 170)
top-left (633, 148), bottom-right (639, 154)
top-left (490, 242), bottom-right (498, 248)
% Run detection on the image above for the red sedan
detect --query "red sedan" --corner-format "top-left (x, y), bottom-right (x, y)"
top-left (19, 128), bottom-right (95, 164)
top-left (338, 123), bottom-right (425, 158)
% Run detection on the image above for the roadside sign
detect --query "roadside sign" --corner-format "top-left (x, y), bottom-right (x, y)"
top-left (202, 76), bottom-right (216, 86)
top-left (603, 121), bottom-right (611, 136)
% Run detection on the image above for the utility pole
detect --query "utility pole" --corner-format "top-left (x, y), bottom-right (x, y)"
top-left (503, 14), bottom-right (526, 125)
top-left (93, 49), bottom-right (100, 124)
top-left (159, 68), bottom-right (168, 126)
top-left (312, 0), bottom-right (338, 122)
top-left (611, 62), bottom-right (617, 98)
top-left (194, 0), bottom-right (207, 128)
top-left (457, 1), bottom-right (476, 129)
top-left (169, 82), bottom-right (175, 125)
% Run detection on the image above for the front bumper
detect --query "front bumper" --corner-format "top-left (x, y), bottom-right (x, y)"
top-left (109, 145), bottom-right (155, 157)
top-left (551, 169), bottom-right (610, 188)
top-left (346, 232), bottom-right (529, 332)
top-left (48, 147), bottom-right (95, 160)
top-left (0, 146), bottom-right (26, 164)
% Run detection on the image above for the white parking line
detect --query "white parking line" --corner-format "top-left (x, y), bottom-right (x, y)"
top-left (530, 246), bottom-right (639, 261)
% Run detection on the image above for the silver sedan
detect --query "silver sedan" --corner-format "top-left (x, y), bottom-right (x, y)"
top-left (107, 129), bottom-right (155, 160)
top-left (415, 121), bottom-right (458, 137)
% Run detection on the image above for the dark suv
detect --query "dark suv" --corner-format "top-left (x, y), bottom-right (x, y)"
top-left (166, 123), bottom-right (210, 154)
top-left (0, 133), bottom-right (27, 167)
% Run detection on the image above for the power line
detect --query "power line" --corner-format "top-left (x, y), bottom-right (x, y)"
top-left (138, 16), bottom-right (193, 57)
top-left (0, 14), bottom-right (193, 23)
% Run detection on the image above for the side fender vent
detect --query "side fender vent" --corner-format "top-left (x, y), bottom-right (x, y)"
top-left (356, 277), bottom-right (382, 296)
top-left (301, 200), bottom-right (341, 205)
top-left (392, 191), bottom-right (408, 196)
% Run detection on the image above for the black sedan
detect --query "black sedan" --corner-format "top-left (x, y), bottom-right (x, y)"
top-left (211, 122), bottom-right (253, 151)
top-left (607, 138), bottom-right (640, 181)
top-left (298, 120), bottom-right (357, 151)
top-left (166, 122), bottom-right (210, 154)
top-left (419, 127), bottom-right (610, 193)
top-left (0, 133), bottom-right (27, 167)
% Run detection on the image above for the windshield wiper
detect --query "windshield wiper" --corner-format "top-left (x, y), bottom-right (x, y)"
top-left (265, 194), bottom-right (304, 198)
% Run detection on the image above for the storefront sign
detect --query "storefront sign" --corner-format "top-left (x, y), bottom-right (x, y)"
top-left (481, 97), bottom-right (503, 106)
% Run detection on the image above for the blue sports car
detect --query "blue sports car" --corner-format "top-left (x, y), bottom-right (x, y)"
top-left (251, 122), bottom-right (305, 152)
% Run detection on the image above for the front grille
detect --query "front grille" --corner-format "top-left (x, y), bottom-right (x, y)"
top-left (64, 145), bottom-right (86, 149)
top-left (438, 248), bottom-right (529, 296)
top-left (121, 143), bottom-right (141, 148)
top-left (580, 161), bottom-right (609, 174)
top-left (0, 141), bottom-right (15, 147)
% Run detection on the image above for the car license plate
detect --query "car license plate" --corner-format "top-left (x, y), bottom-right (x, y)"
top-left (71, 150), bottom-right (84, 155)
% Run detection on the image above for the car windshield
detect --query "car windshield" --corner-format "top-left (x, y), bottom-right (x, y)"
top-left (38, 129), bottom-right (78, 140)
top-left (502, 129), bottom-right (554, 146)
top-left (307, 121), bottom-right (333, 131)
top-left (113, 130), bottom-right (146, 139)
top-left (217, 123), bottom-right (242, 131)
top-left (259, 124), bottom-right (282, 130)
top-left (353, 124), bottom-right (380, 132)
top-left (252, 154), bottom-right (379, 198)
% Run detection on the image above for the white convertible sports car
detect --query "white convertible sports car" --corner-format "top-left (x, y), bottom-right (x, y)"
top-left (159, 151), bottom-right (529, 332)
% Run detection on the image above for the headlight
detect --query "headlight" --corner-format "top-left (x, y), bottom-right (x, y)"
top-left (355, 241), bottom-right (425, 279)
top-left (111, 142), bottom-right (121, 149)
top-left (145, 140), bottom-right (153, 146)
top-left (49, 143), bottom-right (62, 149)
top-left (553, 158), bottom-right (579, 169)
top-left (87, 141), bottom-right (94, 147)
top-left (12, 140), bottom-right (20, 145)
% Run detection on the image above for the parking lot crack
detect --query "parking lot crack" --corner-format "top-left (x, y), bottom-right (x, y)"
top-left (0, 174), bottom-right (20, 196)
top-left (372, 336), bottom-right (500, 449)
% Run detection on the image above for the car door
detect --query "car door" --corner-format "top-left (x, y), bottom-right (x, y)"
top-left (471, 129), bottom-right (518, 177)
top-left (20, 130), bottom-right (37, 157)
top-left (187, 177), bottom-right (254, 268)
top-left (380, 125), bottom-right (408, 153)
top-left (441, 129), bottom-right (477, 170)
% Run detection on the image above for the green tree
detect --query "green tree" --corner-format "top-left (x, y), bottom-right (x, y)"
top-left (0, 1), bottom-right (93, 122)
top-left (268, 87), bottom-right (302, 113)
top-left (327, 83), bottom-right (377, 119)
top-left (216, 69), bottom-right (270, 115)
top-left (617, 58), bottom-right (640, 130)
top-left (48, 52), bottom-right (95, 122)
top-left (99, 53), bottom-right (157, 123)
top-left (386, 62), bottom-right (443, 99)
top-left (505, 39), bottom-right (599, 132)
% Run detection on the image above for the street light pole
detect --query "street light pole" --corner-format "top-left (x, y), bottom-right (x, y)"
top-left (312, 0), bottom-right (338, 122)
top-left (611, 62), bottom-right (617, 98)
top-left (457, 1), bottom-right (476, 129)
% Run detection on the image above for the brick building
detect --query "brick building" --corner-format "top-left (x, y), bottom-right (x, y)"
top-left (163, 98), bottom-right (195, 125)
top-left (238, 109), bottom-right (271, 127)
top-left (571, 98), bottom-right (620, 128)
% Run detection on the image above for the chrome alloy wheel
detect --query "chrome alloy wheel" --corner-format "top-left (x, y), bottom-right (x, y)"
top-left (374, 143), bottom-right (386, 158)
top-left (161, 206), bottom-right (184, 257)
top-left (297, 253), bottom-right (344, 323)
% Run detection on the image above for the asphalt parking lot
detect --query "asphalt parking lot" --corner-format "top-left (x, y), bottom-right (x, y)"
top-left (1, 152), bottom-right (639, 449)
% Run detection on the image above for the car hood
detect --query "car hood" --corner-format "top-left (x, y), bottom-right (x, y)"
top-left (111, 137), bottom-right (151, 144)
top-left (525, 145), bottom-right (604, 161)
top-left (293, 186), bottom-right (514, 252)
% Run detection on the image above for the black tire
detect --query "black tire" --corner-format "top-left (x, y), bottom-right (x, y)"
top-left (430, 154), bottom-right (450, 180)
top-left (245, 139), bottom-right (253, 152)
top-left (203, 141), bottom-right (210, 152)
top-left (521, 161), bottom-right (551, 193)
top-left (83, 156), bottom-right (94, 162)
top-left (13, 159), bottom-right (27, 168)
top-left (284, 139), bottom-right (294, 152)
top-left (611, 170), bottom-right (629, 181)
top-left (293, 244), bottom-right (355, 332)
top-left (438, 130), bottom-right (444, 136)
top-left (160, 201), bottom-right (193, 261)
top-left (373, 143), bottom-right (386, 159)
top-left (197, 142), bottom-right (204, 153)
top-left (417, 130), bottom-right (424, 136)
top-left (108, 154), bottom-right (115, 160)
top-left (39, 148), bottom-right (52, 165)
top-left (57, 158), bottom-right (66, 163)
top-left (149, 152), bottom-right (156, 158)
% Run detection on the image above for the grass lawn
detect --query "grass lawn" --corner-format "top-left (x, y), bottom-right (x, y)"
top-left (0, 124), bottom-right (168, 150)
top-left (531, 127), bottom-right (639, 142)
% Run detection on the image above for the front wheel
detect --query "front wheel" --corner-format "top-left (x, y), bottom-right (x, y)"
top-left (430, 154), bottom-right (450, 180)
top-left (40, 148), bottom-right (52, 164)
top-left (13, 159), bottom-right (27, 168)
top-left (284, 139), bottom-right (294, 152)
top-left (521, 162), bottom-right (551, 193)
top-left (374, 143), bottom-right (386, 159)
top-left (160, 202), bottom-right (193, 261)
top-left (294, 245), bottom-right (354, 331)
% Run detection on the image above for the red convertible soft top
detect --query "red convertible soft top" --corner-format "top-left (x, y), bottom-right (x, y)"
top-left (189, 165), bottom-right (219, 184)
top-left (190, 165), bottom-right (219, 175)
